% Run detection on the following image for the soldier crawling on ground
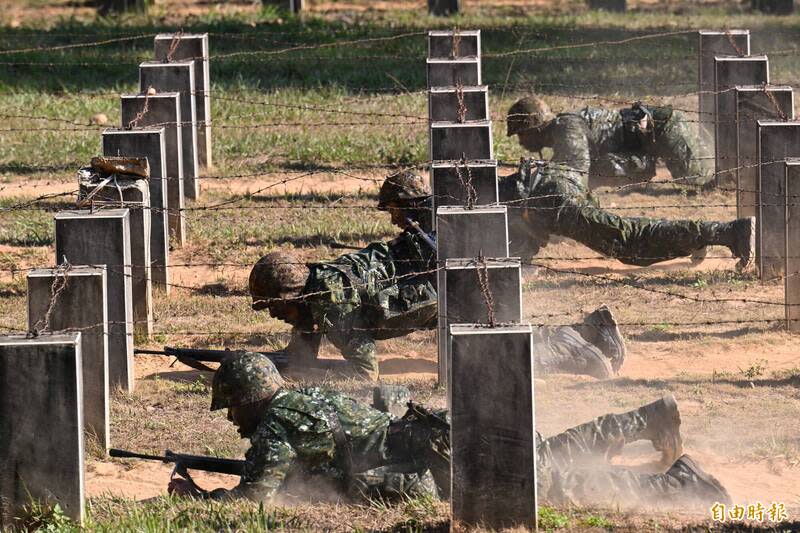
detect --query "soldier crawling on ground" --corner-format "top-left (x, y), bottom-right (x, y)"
top-left (506, 96), bottom-right (714, 189)
top-left (500, 157), bottom-right (756, 268)
top-left (167, 352), bottom-right (731, 510)
top-left (249, 172), bottom-right (627, 381)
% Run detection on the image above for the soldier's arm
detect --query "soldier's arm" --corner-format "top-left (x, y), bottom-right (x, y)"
top-left (550, 116), bottom-right (592, 174)
top-left (208, 421), bottom-right (297, 503)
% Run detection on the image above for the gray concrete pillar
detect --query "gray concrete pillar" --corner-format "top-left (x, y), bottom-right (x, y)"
top-left (0, 333), bottom-right (85, 526)
top-left (430, 121), bottom-right (493, 161)
top-left (757, 121), bottom-right (800, 281)
top-left (139, 61), bottom-right (200, 199)
top-left (449, 324), bottom-right (537, 530)
top-left (27, 267), bottom-right (109, 449)
top-left (431, 160), bottom-right (498, 209)
top-left (436, 206), bottom-right (509, 259)
top-left (120, 93), bottom-right (186, 246)
top-left (735, 86), bottom-right (794, 218)
top-left (428, 86), bottom-right (489, 122)
top-left (153, 34), bottom-right (212, 170)
top-left (427, 58), bottom-right (481, 88)
top-left (714, 55), bottom-right (769, 185)
top-left (698, 30), bottom-right (750, 143)
top-left (785, 159), bottom-right (800, 331)
top-left (438, 258), bottom-right (522, 386)
top-left (77, 166), bottom-right (152, 336)
top-left (102, 128), bottom-right (170, 293)
top-left (54, 209), bottom-right (134, 392)
top-left (428, 0), bottom-right (459, 16)
top-left (587, 0), bottom-right (626, 10)
top-left (428, 30), bottom-right (479, 59)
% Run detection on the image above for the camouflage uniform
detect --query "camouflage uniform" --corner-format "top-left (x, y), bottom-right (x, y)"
top-left (499, 158), bottom-right (731, 266)
top-left (511, 100), bottom-right (713, 188)
top-left (218, 387), bottom-right (449, 503)
top-left (290, 227), bottom-right (438, 377)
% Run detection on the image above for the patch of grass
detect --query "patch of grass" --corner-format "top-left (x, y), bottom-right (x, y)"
top-left (581, 514), bottom-right (614, 530)
top-left (538, 506), bottom-right (571, 529)
top-left (739, 358), bottom-right (768, 380)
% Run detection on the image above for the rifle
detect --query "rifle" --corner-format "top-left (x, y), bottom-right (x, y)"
top-left (109, 448), bottom-right (244, 485)
top-left (134, 346), bottom-right (289, 372)
top-left (405, 217), bottom-right (436, 250)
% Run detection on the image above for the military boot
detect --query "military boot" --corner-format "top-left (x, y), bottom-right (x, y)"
top-left (581, 304), bottom-right (626, 374)
top-left (721, 217), bottom-right (755, 271)
top-left (665, 454), bottom-right (732, 506)
top-left (535, 327), bottom-right (613, 379)
top-left (638, 394), bottom-right (683, 465)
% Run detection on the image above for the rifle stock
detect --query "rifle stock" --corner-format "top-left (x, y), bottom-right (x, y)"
top-left (134, 346), bottom-right (289, 371)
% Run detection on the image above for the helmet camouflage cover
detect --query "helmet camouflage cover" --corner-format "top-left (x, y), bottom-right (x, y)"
top-left (377, 171), bottom-right (431, 210)
top-left (249, 251), bottom-right (307, 310)
top-left (506, 96), bottom-right (552, 137)
top-left (211, 351), bottom-right (285, 411)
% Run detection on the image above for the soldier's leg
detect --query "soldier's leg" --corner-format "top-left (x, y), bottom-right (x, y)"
top-left (552, 454), bottom-right (731, 509)
top-left (328, 330), bottom-right (380, 380)
top-left (534, 326), bottom-right (613, 379)
top-left (554, 194), bottom-right (754, 268)
top-left (348, 466), bottom-right (439, 501)
top-left (653, 112), bottom-right (714, 187)
top-left (539, 395), bottom-right (683, 470)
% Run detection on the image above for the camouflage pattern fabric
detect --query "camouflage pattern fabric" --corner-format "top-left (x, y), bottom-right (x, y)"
top-left (297, 228), bottom-right (437, 376)
top-left (221, 387), bottom-right (447, 503)
top-left (537, 408), bottom-right (683, 507)
top-left (499, 159), bottom-right (725, 265)
top-left (537, 105), bottom-right (713, 187)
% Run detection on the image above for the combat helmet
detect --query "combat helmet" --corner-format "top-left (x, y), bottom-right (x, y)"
top-left (211, 351), bottom-right (285, 411)
top-left (506, 96), bottom-right (552, 137)
top-left (377, 171), bottom-right (431, 210)
top-left (249, 251), bottom-right (307, 311)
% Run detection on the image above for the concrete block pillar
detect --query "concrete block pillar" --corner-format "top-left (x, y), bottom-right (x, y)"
top-left (102, 128), bottom-right (170, 293)
top-left (428, 30), bottom-right (479, 59)
top-left (139, 61), bottom-right (200, 199)
top-left (438, 258), bottom-right (522, 385)
top-left (120, 93), bottom-right (186, 246)
top-left (27, 267), bottom-right (110, 449)
top-left (428, 86), bottom-right (489, 122)
top-left (153, 33), bottom-right (212, 170)
top-left (430, 121), bottom-right (493, 161)
top-left (449, 324), bottom-right (537, 530)
top-left (427, 58), bottom-right (481, 88)
top-left (54, 209), bottom-right (134, 392)
top-left (784, 159), bottom-right (800, 331)
top-left (714, 55), bottom-right (769, 185)
top-left (0, 333), bottom-right (85, 526)
top-left (77, 165), bottom-right (152, 336)
top-left (735, 86), bottom-right (794, 218)
top-left (431, 160), bottom-right (498, 209)
top-left (757, 121), bottom-right (800, 281)
top-left (698, 30), bottom-right (750, 143)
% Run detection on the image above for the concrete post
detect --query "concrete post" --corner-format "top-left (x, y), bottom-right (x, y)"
top-left (757, 121), bottom-right (800, 281)
top-left (714, 55), bottom-right (769, 185)
top-left (431, 160), bottom-right (498, 209)
top-left (0, 333), bottom-right (85, 526)
top-left (27, 267), bottom-right (109, 449)
top-left (430, 121), bottom-right (493, 161)
top-left (698, 30), bottom-right (750, 143)
top-left (784, 159), bottom-right (800, 331)
top-left (428, 0), bottom-right (459, 16)
top-left (428, 30), bottom-right (479, 58)
top-left (438, 258), bottom-right (522, 386)
top-left (77, 166), bottom-right (152, 336)
top-left (428, 86), bottom-right (489, 122)
top-left (102, 128), bottom-right (170, 293)
top-left (139, 61), bottom-right (200, 199)
top-left (153, 34), bottom-right (212, 170)
top-left (120, 93), bottom-right (186, 246)
top-left (735, 86), bottom-right (794, 218)
top-left (449, 324), bottom-right (537, 530)
top-left (54, 209), bottom-right (134, 392)
top-left (427, 58), bottom-right (481, 88)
